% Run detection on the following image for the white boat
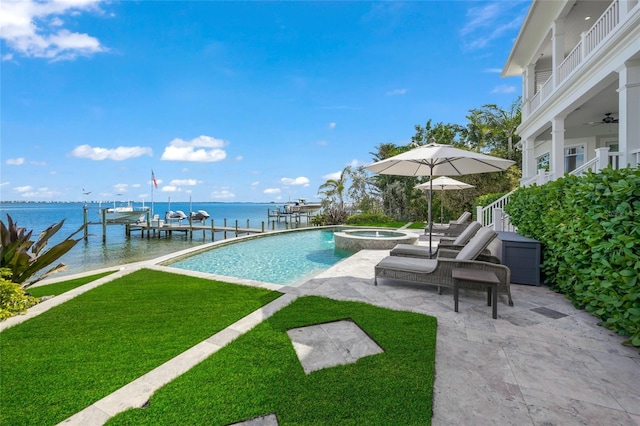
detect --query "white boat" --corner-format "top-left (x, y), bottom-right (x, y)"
top-left (165, 210), bottom-right (188, 224)
top-left (99, 201), bottom-right (149, 224)
top-left (190, 210), bottom-right (210, 223)
top-left (284, 198), bottom-right (322, 214)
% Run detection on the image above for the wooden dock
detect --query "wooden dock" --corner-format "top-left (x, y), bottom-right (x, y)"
top-left (83, 206), bottom-right (317, 242)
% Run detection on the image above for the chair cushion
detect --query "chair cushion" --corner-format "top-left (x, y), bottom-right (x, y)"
top-left (452, 221), bottom-right (481, 245)
top-left (376, 256), bottom-right (438, 274)
top-left (390, 244), bottom-right (430, 257)
top-left (455, 228), bottom-right (497, 261)
top-left (455, 211), bottom-right (472, 223)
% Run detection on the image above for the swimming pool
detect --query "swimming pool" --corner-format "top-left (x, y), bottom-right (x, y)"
top-left (168, 229), bottom-right (355, 286)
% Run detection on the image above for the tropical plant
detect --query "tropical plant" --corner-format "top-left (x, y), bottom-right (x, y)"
top-left (505, 167), bottom-right (640, 348)
top-left (0, 215), bottom-right (84, 288)
top-left (0, 268), bottom-right (39, 320)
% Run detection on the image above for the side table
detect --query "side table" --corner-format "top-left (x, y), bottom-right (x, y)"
top-left (452, 268), bottom-right (500, 319)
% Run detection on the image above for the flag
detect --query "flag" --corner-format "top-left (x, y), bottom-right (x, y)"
top-left (152, 170), bottom-right (158, 189)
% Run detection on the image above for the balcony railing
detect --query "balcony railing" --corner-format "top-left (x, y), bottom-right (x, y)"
top-left (526, 0), bottom-right (630, 115)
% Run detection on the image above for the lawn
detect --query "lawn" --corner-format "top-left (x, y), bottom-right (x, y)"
top-left (108, 296), bottom-right (438, 425)
top-left (2, 271), bottom-right (438, 425)
top-left (0, 269), bottom-right (281, 426)
top-left (27, 271), bottom-right (114, 298)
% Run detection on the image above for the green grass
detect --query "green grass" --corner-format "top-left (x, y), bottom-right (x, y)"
top-left (27, 271), bottom-right (114, 298)
top-left (0, 269), bottom-right (281, 426)
top-left (108, 296), bottom-right (437, 425)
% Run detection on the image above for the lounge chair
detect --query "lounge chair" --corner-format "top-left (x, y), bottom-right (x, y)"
top-left (429, 211), bottom-right (472, 237)
top-left (374, 227), bottom-right (514, 306)
top-left (391, 221), bottom-right (482, 259)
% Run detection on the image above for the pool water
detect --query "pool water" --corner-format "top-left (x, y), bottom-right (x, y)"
top-left (347, 230), bottom-right (405, 238)
top-left (169, 229), bottom-right (354, 286)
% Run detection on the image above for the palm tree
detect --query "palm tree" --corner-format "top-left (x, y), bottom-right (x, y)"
top-left (319, 167), bottom-right (349, 211)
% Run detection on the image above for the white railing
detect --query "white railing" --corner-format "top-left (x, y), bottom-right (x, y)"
top-left (476, 190), bottom-right (515, 228)
top-left (528, 0), bottom-right (623, 115)
top-left (558, 42), bottom-right (582, 84)
top-left (609, 152), bottom-right (622, 169)
top-left (584, 0), bottom-right (620, 55)
top-left (570, 157), bottom-right (597, 176)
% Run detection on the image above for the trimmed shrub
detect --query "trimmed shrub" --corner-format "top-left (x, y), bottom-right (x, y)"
top-left (506, 167), bottom-right (640, 347)
top-left (345, 213), bottom-right (395, 225)
top-left (0, 272), bottom-right (39, 320)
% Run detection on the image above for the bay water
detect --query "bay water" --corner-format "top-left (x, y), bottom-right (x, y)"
top-left (0, 201), bottom-right (310, 278)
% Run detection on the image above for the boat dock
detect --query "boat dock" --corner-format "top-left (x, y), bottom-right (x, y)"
top-left (83, 205), bottom-right (312, 242)
top-left (267, 207), bottom-right (316, 224)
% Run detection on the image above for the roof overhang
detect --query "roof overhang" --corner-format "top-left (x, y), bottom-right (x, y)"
top-left (502, 0), bottom-right (572, 77)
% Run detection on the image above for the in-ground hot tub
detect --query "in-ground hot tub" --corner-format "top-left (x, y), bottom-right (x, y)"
top-left (334, 229), bottom-right (419, 251)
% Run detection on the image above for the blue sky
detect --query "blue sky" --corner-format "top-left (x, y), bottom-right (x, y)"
top-left (1, 0), bottom-right (528, 203)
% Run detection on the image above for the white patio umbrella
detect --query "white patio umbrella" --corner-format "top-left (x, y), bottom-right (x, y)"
top-left (415, 176), bottom-right (474, 224)
top-left (365, 142), bottom-right (515, 257)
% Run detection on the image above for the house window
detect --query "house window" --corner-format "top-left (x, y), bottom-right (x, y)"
top-left (536, 153), bottom-right (549, 171)
top-left (564, 146), bottom-right (584, 173)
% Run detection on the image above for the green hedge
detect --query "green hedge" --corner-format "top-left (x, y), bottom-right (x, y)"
top-left (505, 167), bottom-right (640, 348)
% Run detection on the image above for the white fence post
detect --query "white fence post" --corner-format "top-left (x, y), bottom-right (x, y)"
top-left (595, 147), bottom-right (610, 171)
top-left (537, 168), bottom-right (546, 185)
top-left (476, 205), bottom-right (484, 226)
top-left (494, 207), bottom-right (503, 232)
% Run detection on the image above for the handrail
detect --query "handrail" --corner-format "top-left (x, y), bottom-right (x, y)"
top-left (584, 0), bottom-right (620, 55)
top-left (570, 157), bottom-right (597, 176)
top-left (558, 41), bottom-right (582, 84)
top-left (477, 189), bottom-right (517, 227)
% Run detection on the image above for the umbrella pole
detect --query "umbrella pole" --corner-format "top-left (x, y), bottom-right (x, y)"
top-left (429, 168), bottom-right (433, 258)
top-left (440, 184), bottom-right (444, 224)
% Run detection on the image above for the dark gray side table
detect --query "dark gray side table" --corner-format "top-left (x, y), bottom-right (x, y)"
top-left (495, 232), bottom-right (542, 286)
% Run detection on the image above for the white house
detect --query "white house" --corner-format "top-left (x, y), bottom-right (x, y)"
top-left (502, 0), bottom-right (640, 184)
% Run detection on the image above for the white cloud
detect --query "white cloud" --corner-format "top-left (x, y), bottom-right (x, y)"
top-left (459, 1), bottom-right (527, 51)
top-left (161, 135), bottom-right (227, 162)
top-left (0, 0), bottom-right (108, 61)
top-left (484, 68), bottom-right (503, 73)
top-left (211, 189), bottom-right (235, 199)
top-left (264, 188), bottom-right (281, 194)
top-left (6, 157), bottom-right (25, 165)
top-left (0, 182), bottom-right (9, 187)
top-left (21, 188), bottom-right (60, 198)
top-left (14, 185), bottom-right (33, 193)
top-left (491, 84), bottom-right (516, 94)
top-left (170, 179), bottom-right (200, 186)
top-left (323, 171), bottom-right (342, 180)
top-left (71, 144), bottom-right (152, 161)
top-left (251, 181), bottom-right (260, 187)
top-left (328, 122), bottom-right (336, 129)
top-left (386, 88), bottom-right (407, 96)
top-left (30, 160), bottom-right (47, 166)
top-left (281, 177), bottom-right (310, 187)
top-left (113, 183), bottom-right (129, 193)
top-left (161, 185), bottom-right (179, 192)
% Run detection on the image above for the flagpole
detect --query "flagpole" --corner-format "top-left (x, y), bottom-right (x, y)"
top-left (151, 170), bottom-right (155, 218)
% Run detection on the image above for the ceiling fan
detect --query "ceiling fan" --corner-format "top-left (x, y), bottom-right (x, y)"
top-left (588, 113), bottom-right (619, 126)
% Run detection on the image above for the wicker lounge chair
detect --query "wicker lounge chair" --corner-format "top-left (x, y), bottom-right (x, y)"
top-left (429, 211), bottom-right (472, 237)
top-left (374, 228), bottom-right (514, 306)
top-left (391, 221), bottom-right (482, 259)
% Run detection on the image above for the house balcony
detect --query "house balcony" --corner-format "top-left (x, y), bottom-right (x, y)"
top-left (523, 0), bottom-right (640, 120)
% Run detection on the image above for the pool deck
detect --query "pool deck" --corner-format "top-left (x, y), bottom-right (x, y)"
top-left (6, 230), bottom-right (640, 425)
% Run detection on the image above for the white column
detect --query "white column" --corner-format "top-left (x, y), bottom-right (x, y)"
top-left (523, 64), bottom-right (536, 120)
top-left (617, 60), bottom-right (640, 168)
top-left (551, 117), bottom-right (565, 180)
top-left (552, 20), bottom-right (565, 89)
top-left (523, 137), bottom-right (536, 179)
top-left (537, 168), bottom-right (547, 185)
